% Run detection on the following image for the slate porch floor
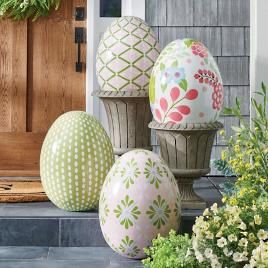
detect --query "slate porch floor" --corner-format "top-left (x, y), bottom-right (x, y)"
top-left (0, 177), bottom-right (226, 247)
top-left (0, 247), bottom-right (143, 268)
top-left (0, 177), bottom-right (228, 267)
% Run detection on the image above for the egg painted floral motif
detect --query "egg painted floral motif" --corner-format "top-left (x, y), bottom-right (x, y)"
top-left (149, 38), bottom-right (223, 124)
top-left (146, 195), bottom-right (171, 229)
top-left (160, 67), bottom-right (186, 92)
top-left (119, 236), bottom-right (140, 258)
top-left (120, 158), bottom-right (141, 189)
top-left (114, 195), bottom-right (141, 229)
top-left (191, 41), bottom-right (208, 58)
top-left (194, 69), bottom-right (224, 111)
top-left (144, 158), bottom-right (163, 189)
top-left (99, 150), bottom-right (180, 259)
top-left (99, 195), bottom-right (109, 225)
top-left (154, 86), bottom-right (199, 123)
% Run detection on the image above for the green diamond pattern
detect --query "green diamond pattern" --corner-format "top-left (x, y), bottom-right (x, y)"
top-left (96, 16), bottom-right (160, 91)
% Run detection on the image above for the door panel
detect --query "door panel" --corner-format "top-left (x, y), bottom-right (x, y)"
top-left (0, 21), bottom-right (27, 133)
top-left (0, 0), bottom-right (86, 176)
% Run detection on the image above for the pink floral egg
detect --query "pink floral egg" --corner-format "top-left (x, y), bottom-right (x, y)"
top-left (96, 16), bottom-right (160, 92)
top-left (99, 150), bottom-right (181, 259)
top-left (149, 39), bottom-right (224, 124)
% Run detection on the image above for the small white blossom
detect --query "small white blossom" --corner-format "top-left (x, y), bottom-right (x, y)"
top-left (217, 237), bottom-right (227, 248)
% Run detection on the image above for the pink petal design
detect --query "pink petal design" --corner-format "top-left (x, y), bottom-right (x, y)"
top-left (185, 89), bottom-right (198, 100)
top-left (160, 98), bottom-right (168, 112)
top-left (155, 109), bottom-right (162, 121)
top-left (168, 112), bottom-right (183, 122)
top-left (170, 87), bottom-right (180, 102)
top-left (177, 105), bottom-right (190, 115)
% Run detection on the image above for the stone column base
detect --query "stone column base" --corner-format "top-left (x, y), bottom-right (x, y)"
top-left (149, 121), bottom-right (223, 210)
top-left (93, 90), bottom-right (152, 156)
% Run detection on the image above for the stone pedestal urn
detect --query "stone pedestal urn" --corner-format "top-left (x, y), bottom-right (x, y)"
top-left (93, 90), bottom-right (152, 156)
top-left (149, 121), bottom-right (223, 209)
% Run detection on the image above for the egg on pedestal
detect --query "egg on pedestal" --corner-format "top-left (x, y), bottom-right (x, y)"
top-left (149, 38), bottom-right (224, 124)
top-left (96, 16), bottom-right (160, 92)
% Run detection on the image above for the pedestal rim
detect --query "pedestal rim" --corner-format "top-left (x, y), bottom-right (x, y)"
top-left (149, 120), bottom-right (224, 131)
top-left (92, 90), bottom-right (149, 98)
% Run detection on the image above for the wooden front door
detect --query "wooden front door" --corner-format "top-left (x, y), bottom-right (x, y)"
top-left (0, 0), bottom-right (86, 176)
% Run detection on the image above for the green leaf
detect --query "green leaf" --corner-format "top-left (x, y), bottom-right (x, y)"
top-left (179, 79), bottom-right (188, 91)
top-left (160, 63), bottom-right (165, 72)
top-left (161, 83), bottom-right (167, 92)
top-left (184, 39), bottom-right (196, 48)
top-left (171, 60), bottom-right (178, 68)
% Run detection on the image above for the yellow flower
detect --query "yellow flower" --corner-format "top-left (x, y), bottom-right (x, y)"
top-left (221, 150), bottom-right (227, 160)
top-left (219, 130), bottom-right (225, 136)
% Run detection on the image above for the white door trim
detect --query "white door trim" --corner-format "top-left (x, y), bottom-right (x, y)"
top-left (250, 0), bottom-right (268, 116)
top-left (86, 0), bottom-right (146, 117)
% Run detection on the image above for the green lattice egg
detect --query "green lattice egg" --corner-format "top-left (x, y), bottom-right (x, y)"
top-left (96, 16), bottom-right (160, 91)
top-left (40, 111), bottom-right (115, 211)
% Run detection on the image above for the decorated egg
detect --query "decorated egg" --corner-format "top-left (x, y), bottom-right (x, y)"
top-left (99, 149), bottom-right (181, 259)
top-left (96, 16), bottom-right (160, 92)
top-left (40, 111), bottom-right (114, 211)
top-left (149, 38), bottom-right (224, 124)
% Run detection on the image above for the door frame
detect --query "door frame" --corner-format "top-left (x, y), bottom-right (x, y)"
top-left (86, 0), bottom-right (146, 120)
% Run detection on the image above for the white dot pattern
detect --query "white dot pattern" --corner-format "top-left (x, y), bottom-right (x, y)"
top-left (40, 111), bottom-right (115, 211)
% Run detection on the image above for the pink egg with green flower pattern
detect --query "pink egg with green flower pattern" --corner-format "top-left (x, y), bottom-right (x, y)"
top-left (99, 150), bottom-right (181, 259)
top-left (149, 38), bottom-right (224, 124)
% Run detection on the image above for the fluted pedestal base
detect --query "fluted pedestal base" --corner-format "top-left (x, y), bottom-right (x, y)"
top-left (149, 121), bottom-right (223, 210)
top-left (93, 90), bottom-right (152, 156)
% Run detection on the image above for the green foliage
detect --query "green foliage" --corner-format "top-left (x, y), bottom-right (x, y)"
top-left (222, 83), bottom-right (268, 207)
top-left (213, 159), bottom-right (236, 196)
top-left (0, 0), bottom-right (61, 21)
top-left (213, 159), bottom-right (234, 177)
top-left (142, 230), bottom-right (201, 268)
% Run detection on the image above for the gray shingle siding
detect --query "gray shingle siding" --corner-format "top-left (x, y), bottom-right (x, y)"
top-left (146, 0), bottom-right (250, 175)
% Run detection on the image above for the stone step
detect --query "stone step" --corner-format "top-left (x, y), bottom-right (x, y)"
top-left (0, 247), bottom-right (142, 268)
top-left (0, 177), bottom-right (223, 247)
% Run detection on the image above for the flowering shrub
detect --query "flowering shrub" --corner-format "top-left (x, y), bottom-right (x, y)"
top-left (142, 230), bottom-right (200, 268)
top-left (192, 195), bottom-right (268, 267)
top-left (221, 83), bottom-right (268, 207)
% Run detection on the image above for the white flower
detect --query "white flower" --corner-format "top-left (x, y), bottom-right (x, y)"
top-left (204, 248), bottom-right (213, 259)
top-left (233, 252), bottom-right (243, 262)
top-left (228, 234), bottom-right (238, 242)
top-left (257, 229), bottom-right (268, 240)
top-left (195, 250), bottom-right (204, 263)
top-left (238, 221), bottom-right (247, 230)
top-left (206, 231), bottom-right (214, 240)
top-left (211, 203), bottom-right (218, 213)
top-left (223, 247), bottom-right (233, 257)
top-left (254, 215), bottom-right (262, 225)
top-left (238, 238), bottom-right (248, 247)
top-left (203, 208), bottom-right (210, 216)
top-left (211, 259), bottom-right (222, 268)
top-left (217, 237), bottom-right (227, 248)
